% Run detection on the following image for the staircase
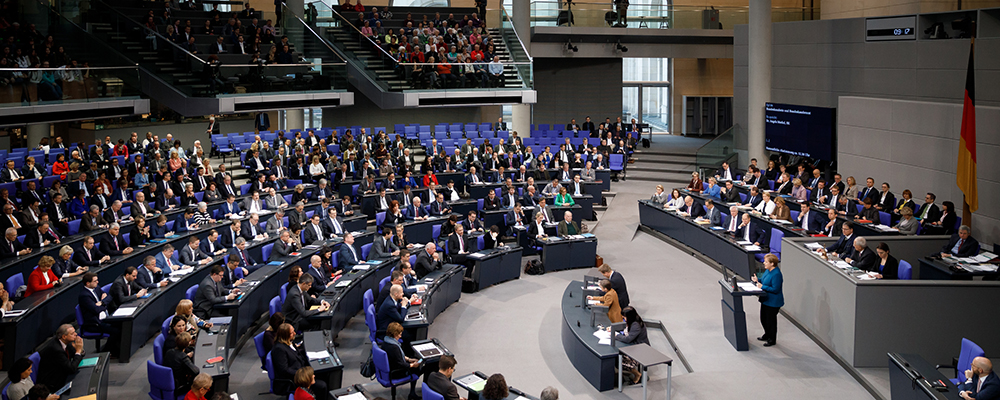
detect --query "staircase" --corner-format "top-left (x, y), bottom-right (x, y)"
top-left (87, 20), bottom-right (211, 96)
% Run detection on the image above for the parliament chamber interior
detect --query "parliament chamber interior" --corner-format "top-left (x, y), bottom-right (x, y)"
top-left (0, 0), bottom-right (998, 399)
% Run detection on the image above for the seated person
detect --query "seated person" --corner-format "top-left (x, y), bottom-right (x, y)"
top-left (380, 322), bottom-right (421, 400)
top-left (26, 256), bottom-right (61, 296)
top-left (446, 224), bottom-right (472, 267)
top-left (844, 237), bottom-right (877, 272)
top-left (163, 332), bottom-right (199, 394)
top-left (678, 196), bottom-right (705, 219)
top-left (556, 211), bottom-right (579, 236)
top-left (271, 323), bottom-right (328, 397)
top-left (857, 198), bottom-right (880, 222)
top-left (940, 225), bottom-right (980, 258)
top-left (426, 355), bottom-right (463, 400)
top-left (376, 284), bottom-right (410, 338)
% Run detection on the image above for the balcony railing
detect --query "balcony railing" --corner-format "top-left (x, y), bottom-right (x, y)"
top-left (0, 66), bottom-right (141, 107)
top-left (530, 1), bottom-right (819, 28)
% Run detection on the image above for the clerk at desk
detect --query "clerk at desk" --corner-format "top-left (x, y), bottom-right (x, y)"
top-left (820, 221), bottom-right (856, 259)
top-left (940, 225), bottom-right (980, 258)
top-left (845, 237), bottom-right (877, 272)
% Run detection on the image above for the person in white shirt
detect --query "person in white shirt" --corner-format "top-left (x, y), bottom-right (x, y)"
top-left (754, 192), bottom-right (776, 215)
top-left (726, 206), bottom-right (740, 233)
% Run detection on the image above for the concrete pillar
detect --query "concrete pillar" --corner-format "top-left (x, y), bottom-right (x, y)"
top-left (512, 0), bottom-right (531, 52)
top-left (511, 0), bottom-right (532, 137)
top-left (26, 123), bottom-right (50, 148)
top-left (285, 109), bottom-right (305, 131)
top-left (511, 105), bottom-right (531, 137)
top-left (747, 0), bottom-right (771, 164)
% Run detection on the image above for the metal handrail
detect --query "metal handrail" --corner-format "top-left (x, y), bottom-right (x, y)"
top-left (320, 2), bottom-right (399, 63)
top-left (500, 5), bottom-right (533, 62)
top-left (282, 3), bottom-right (348, 63)
top-left (528, 1), bottom-right (815, 11)
top-left (0, 66), bottom-right (138, 71)
top-left (93, 0), bottom-right (209, 65)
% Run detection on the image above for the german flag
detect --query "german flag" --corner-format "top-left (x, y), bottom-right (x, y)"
top-left (957, 39), bottom-right (978, 213)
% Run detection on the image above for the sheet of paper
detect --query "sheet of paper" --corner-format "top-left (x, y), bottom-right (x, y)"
top-left (67, 395), bottom-right (96, 400)
top-left (334, 280), bottom-right (352, 288)
top-left (455, 374), bottom-right (484, 387)
top-left (112, 307), bottom-right (137, 317)
top-left (208, 317), bottom-right (231, 325)
top-left (736, 282), bottom-right (762, 292)
top-left (334, 393), bottom-right (366, 400)
top-left (834, 261), bottom-right (852, 269)
top-left (743, 245), bottom-right (762, 251)
top-left (587, 299), bottom-right (600, 306)
top-left (468, 252), bottom-right (485, 259)
top-left (468, 380), bottom-right (487, 392)
top-left (412, 343), bottom-right (438, 352)
top-left (598, 337), bottom-right (611, 345)
top-left (736, 240), bottom-right (752, 245)
top-left (352, 264), bottom-right (370, 271)
top-left (805, 242), bottom-right (824, 250)
top-left (306, 351), bottom-right (331, 360)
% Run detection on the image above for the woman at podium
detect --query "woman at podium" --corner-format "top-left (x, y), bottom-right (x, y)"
top-left (751, 254), bottom-right (783, 347)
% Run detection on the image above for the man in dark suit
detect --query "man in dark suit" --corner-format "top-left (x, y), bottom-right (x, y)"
top-left (846, 237), bottom-right (877, 272)
top-left (556, 210), bottom-right (580, 236)
top-left (857, 177), bottom-right (880, 204)
top-left (406, 197), bottom-right (428, 221)
top-left (255, 112), bottom-right (270, 132)
top-left (99, 223), bottom-right (133, 257)
top-left (429, 192), bottom-right (451, 217)
top-left (305, 255), bottom-right (334, 295)
top-left (180, 236), bottom-right (212, 266)
top-left (679, 196), bottom-right (706, 219)
top-left (108, 267), bottom-right (146, 314)
top-left (703, 200), bottom-right (722, 226)
top-left (37, 324), bottom-right (85, 391)
top-left (446, 224), bottom-right (471, 268)
top-left (836, 196), bottom-right (858, 219)
top-left (940, 226), bottom-right (980, 258)
top-left (743, 187), bottom-right (762, 209)
top-left (78, 273), bottom-right (121, 357)
top-left (219, 223), bottom-right (242, 249)
top-left (71, 236), bottom-right (107, 269)
top-left (303, 215), bottom-right (327, 245)
top-left (917, 193), bottom-right (942, 222)
top-left (193, 265), bottom-right (240, 319)
top-left (823, 221), bottom-right (856, 259)
top-left (228, 238), bottom-right (261, 272)
top-left (270, 230), bottom-right (297, 261)
top-left (338, 232), bottom-right (361, 267)
top-left (48, 193), bottom-right (71, 236)
top-left (135, 255), bottom-right (168, 289)
top-left (414, 243), bottom-right (441, 278)
top-left (958, 357), bottom-right (999, 400)
top-left (375, 284), bottom-right (409, 338)
top-left (735, 213), bottom-right (769, 251)
top-left (281, 274), bottom-right (329, 331)
top-left (23, 221), bottom-right (59, 249)
top-left (131, 192), bottom-right (154, 219)
top-left (426, 355), bottom-right (462, 400)
top-left (370, 228), bottom-right (399, 261)
top-left (598, 264), bottom-right (629, 308)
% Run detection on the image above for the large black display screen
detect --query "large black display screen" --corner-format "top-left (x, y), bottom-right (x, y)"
top-left (764, 103), bottom-right (836, 161)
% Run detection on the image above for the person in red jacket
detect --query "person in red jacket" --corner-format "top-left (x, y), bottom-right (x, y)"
top-left (26, 256), bottom-right (60, 296)
top-left (183, 373), bottom-right (212, 400)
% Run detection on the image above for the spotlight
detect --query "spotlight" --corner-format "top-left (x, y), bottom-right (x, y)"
top-left (566, 41), bottom-right (578, 52)
top-left (615, 41), bottom-right (628, 53)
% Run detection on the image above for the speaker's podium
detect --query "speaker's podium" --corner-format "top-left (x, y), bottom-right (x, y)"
top-left (720, 277), bottom-right (763, 351)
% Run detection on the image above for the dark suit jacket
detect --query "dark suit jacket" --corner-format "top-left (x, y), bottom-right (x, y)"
top-left (199, 239), bottom-right (222, 256)
top-left (271, 240), bottom-right (296, 261)
top-left (682, 203), bottom-right (706, 219)
top-left (270, 342), bottom-right (307, 395)
top-left (219, 227), bottom-right (241, 249)
top-left (959, 371), bottom-right (1000, 400)
top-left (826, 233), bottom-right (857, 258)
top-left (193, 275), bottom-right (229, 318)
top-left (281, 284), bottom-right (321, 330)
top-left (23, 229), bottom-right (58, 249)
top-left (37, 337), bottom-right (83, 391)
top-left (134, 265), bottom-right (162, 289)
top-left (108, 275), bottom-right (141, 313)
top-left (461, 218), bottom-right (483, 232)
top-left (163, 347), bottom-right (199, 393)
top-left (878, 254), bottom-right (900, 280)
top-left (227, 247), bottom-right (258, 269)
top-left (78, 287), bottom-right (107, 326)
top-left (72, 245), bottom-right (104, 267)
top-left (99, 232), bottom-right (128, 256)
top-left (849, 247), bottom-right (878, 272)
top-left (426, 371), bottom-right (461, 400)
top-left (736, 221), bottom-right (768, 248)
top-left (942, 234), bottom-right (980, 257)
top-left (338, 243), bottom-right (360, 266)
top-left (180, 244), bottom-right (210, 266)
top-left (370, 236), bottom-right (398, 260)
top-left (608, 271), bottom-right (630, 308)
top-left (375, 296), bottom-right (405, 337)
top-left (414, 250), bottom-right (440, 278)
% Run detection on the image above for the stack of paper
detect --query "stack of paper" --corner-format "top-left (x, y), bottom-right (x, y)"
top-left (834, 261), bottom-right (852, 270)
top-left (962, 264), bottom-right (999, 273)
top-left (468, 252), bottom-right (486, 259)
top-left (805, 242), bottom-right (824, 250)
top-left (170, 268), bottom-right (194, 276)
top-left (335, 392), bottom-right (366, 400)
top-left (593, 329), bottom-right (611, 345)
top-left (744, 245), bottom-right (762, 251)
top-left (736, 240), bottom-right (752, 245)
top-left (973, 252), bottom-right (998, 262)
top-left (112, 307), bottom-right (137, 317)
top-left (306, 351), bottom-right (331, 360)
top-left (736, 282), bottom-right (762, 292)
top-left (352, 265), bottom-right (370, 271)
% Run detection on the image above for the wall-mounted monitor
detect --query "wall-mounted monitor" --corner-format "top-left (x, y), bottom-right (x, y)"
top-left (765, 103), bottom-right (836, 161)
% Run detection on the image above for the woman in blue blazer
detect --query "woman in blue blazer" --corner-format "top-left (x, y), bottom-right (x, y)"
top-left (752, 254), bottom-right (783, 347)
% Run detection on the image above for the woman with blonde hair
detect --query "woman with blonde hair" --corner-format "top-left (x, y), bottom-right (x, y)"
top-left (844, 176), bottom-right (860, 199)
top-left (770, 197), bottom-right (792, 222)
top-left (175, 298), bottom-right (213, 332)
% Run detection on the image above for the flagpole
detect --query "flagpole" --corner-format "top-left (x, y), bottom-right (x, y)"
top-left (963, 195), bottom-right (972, 230)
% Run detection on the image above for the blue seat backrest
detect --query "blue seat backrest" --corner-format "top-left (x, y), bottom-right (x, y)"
top-left (422, 382), bottom-right (445, 400)
top-left (897, 260), bottom-right (912, 280)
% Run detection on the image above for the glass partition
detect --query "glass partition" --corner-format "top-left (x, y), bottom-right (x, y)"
top-left (499, 5), bottom-right (533, 89)
top-left (529, 1), bottom-right (818, 28)
top-left (695, 123), bottom-right (739, 175)
top-left (0, 66), bottom-right (141, 107)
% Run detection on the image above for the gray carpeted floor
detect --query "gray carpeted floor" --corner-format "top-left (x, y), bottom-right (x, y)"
top-left (106, 136), bottom-right (877, 400)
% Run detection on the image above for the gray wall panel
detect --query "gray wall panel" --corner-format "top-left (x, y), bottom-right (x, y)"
top-left (917, 40), bottom-right (972, 70)
top-left (864, 42), bottom-right (918, 69)
top-left (830, 44), bottom-right (866, 68)
top-left (863, 68), bottom-right (918, 97)
top-left (533, 58), bottom-right (623, 130)
top-left (915, 69), bottom-right (967, 100)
